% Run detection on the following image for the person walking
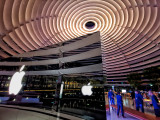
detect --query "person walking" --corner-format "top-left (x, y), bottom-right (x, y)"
top-left (116, 91), bottom-right (125, 118)
top-left (148, 90), bottom-right (160, 117)
top-left (135, 90), bottom-right (144, 113)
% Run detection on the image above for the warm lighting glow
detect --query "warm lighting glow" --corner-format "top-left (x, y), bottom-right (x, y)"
top-left (122, 89), bottom-right (126, 93)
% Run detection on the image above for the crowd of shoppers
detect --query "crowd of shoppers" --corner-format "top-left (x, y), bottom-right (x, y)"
top-left (108, 89), bottom-right (125, 118)
top-left (108, 89), bottom-right (160, 118)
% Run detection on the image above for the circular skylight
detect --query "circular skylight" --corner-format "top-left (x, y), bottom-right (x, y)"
top-left (85, 21), bottom-right (95, 29)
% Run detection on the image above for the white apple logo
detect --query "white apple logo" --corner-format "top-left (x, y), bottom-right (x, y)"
top-left (81, 83), bottom-right (93, 96)
top-left (9, 65), bottom-right (25, 95)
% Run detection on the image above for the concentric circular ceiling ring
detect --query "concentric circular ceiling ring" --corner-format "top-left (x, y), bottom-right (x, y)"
top-left (0, 0), bottom-right (160, 83)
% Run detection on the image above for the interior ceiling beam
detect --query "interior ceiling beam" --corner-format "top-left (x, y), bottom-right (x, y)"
top-left (0, 0), bottom-right (160, 84)
top-left (0, 63), bottom-right (102, 76)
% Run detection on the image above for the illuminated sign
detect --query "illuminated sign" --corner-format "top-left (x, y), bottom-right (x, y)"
top-left (81, 83), bottom-right (93, 96)
top-left (9, 65), bottom-right (25, 95)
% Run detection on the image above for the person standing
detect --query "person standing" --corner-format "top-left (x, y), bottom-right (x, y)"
top-left (108, 89), bottom-right (115, 105)
top-left (135, 90), bottom-right (144, 113)
top-left (116, 92), bottom-right (125, 118)
top-left (148, 90), bottom-right (160, 117)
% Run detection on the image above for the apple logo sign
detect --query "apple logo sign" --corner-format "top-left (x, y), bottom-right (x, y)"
top-left (81, 83), bottom-right (93, 96)
top-left (9, 65), bottom-right (25, 95)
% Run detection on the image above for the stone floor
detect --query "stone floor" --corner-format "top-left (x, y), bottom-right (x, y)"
top-left (0, 104), bottom-right (140, 120)
top-left (0, 96), bottom-right (156, 120)
top-left (0, 104), bottom-right (82, 120)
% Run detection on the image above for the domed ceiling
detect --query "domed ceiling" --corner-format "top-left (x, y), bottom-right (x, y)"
top-left (0, 0), bottom-right (160, 83)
